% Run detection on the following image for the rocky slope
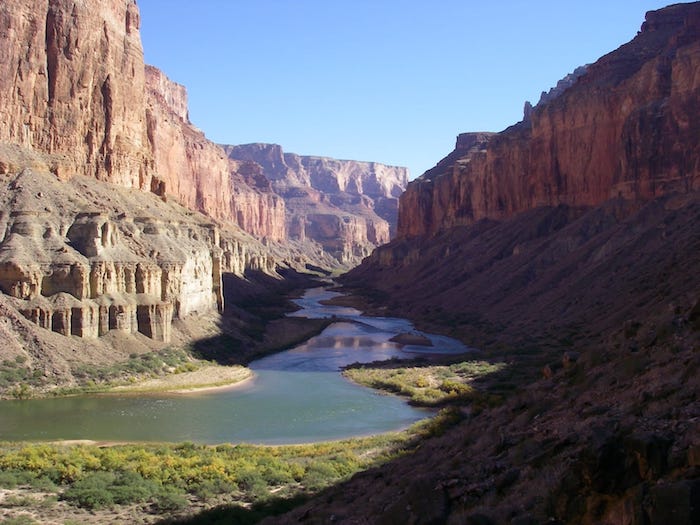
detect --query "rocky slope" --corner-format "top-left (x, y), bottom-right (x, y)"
top-left (398, 2), bottom-right (700, 238)
top-left (223, 143), bottom-right (408, 266)
top-left (0, 0), bottom-right (308, 392)
top-left (267, 3), bottom-right (700, 524)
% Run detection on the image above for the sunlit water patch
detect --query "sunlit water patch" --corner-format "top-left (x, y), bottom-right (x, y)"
top-left (0, 287), bottom-right (469, 444)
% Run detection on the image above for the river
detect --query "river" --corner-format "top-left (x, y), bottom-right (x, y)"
top-left (0, 287), bottom-right (468, 444)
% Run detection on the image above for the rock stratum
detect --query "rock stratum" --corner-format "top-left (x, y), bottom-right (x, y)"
top-left (398, 3), bottom-right (700, 238)
top-left (0, 0), bottom-right (362, 391)
top-left (0, 0), bottom-right (279, 346)
top-left (0, 0), bottom-right (286, 238)
top-left (270, 3), bottom-right (700, 525)
top-left (0, 0), bottom-right (408, 391)
top-left (223, 143), bottom-right (408, 266)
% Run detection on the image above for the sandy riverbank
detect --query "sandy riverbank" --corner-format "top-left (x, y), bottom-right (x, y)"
top-left (109, 364), bottom-right (253, 394)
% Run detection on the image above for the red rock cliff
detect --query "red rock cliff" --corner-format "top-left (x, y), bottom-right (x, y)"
top-left (398, 3), bottom-right (700, 238)
top-left (144, 67), bottom-right (286, 240)
top-left (0, 0), bottom-right (286, 241)
top-left (0, 0), bottom-right (151, 185)
top-left (223, 143), bottom-right (408, 265)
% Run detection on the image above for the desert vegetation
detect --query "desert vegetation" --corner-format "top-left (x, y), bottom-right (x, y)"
top-left (0, 412), bottom-right (460, 524)
top-left (343, 358), bottom-right (505, 407)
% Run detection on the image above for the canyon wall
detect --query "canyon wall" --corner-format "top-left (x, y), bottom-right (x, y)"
top-left (0, 0), bottom-right (152, 185)
top-left (144, 66), bottom-right (286, 240)
top-left (223, 143), bottom-right (408, 265)
top-left (315, 6), bottom-right (700, 524)
top-left (398, 3), bottom-right (700, 238)
top-left (0, 168), bottom-right (278, 343)
top-left (0, 0), bottom-right (286, 241)
top-left (0, 0), bottom-right (283, 346)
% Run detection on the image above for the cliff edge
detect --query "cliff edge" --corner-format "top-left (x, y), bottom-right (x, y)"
top-left (398, 2), bottom-right (700, 238)
top-left (276, 3), bottom-right (700, 524)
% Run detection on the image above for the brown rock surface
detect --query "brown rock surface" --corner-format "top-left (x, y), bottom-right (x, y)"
top-left (0, 0), bottom-right (287, 242)
top-left (0, 166), bottom-right (286, 392)
top-left (264, 4), bottom-right (700, 525)
top-left (398, 3), bottom-right (700, 239)
top-left (0, 0), bottom-right (150, 185)
top-left (223, 143), bottom-right (408, 265)
top-left (145, 67), bottom-right (287, 239)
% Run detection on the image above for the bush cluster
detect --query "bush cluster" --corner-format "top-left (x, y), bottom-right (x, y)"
top-left (343, 360), bottom-right (504, 407)
top-left (72, 348), bottom-right (194, 388)
top-left (0, 356), bottom-right (45, 395)
top-left (0, 434), bottom-right (414, 514)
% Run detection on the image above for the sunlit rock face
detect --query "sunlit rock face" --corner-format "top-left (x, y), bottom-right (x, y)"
top-left (0, 169), bottom-right (278, 343)
top-left (144, 67), bottom-right (287, 240)
top-left (223, 143), bottom-right (408, 265)
top-left (0, 1), bottom-right (288, 241)
top-left (0, 0), bottom-right (151, 185)
top-left (0, 0), bottom-right (292, 345)
top-left (397, 4), bottom-right (700, 238)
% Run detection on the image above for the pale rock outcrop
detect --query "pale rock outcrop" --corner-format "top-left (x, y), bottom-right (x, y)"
top-left (0, 169), bottom-right (275, 343)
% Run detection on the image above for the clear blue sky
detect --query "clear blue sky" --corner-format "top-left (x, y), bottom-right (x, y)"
top-left (138, 0), bottom-right (675, 179)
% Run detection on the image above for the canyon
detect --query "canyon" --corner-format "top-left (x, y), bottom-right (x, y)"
top-left (0, 0), bottom-right (405, 390)
top-left (269, 3), bottom-right (700, 524)
top-left (224, 143), bottom-right (408, 266)
top-left (398, 3), bottom-right (700, 238)
top-left (0, 0), bottom-right (698, 524)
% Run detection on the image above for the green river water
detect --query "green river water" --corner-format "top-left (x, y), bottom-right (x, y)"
top-left (0, 288), bottom-right (467, 444)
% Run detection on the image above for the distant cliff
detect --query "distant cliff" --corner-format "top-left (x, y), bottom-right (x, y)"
top-left (398, 3), bottom-right (700, 238)
top-left (144, 67), bottom-right (286, 241)
top-left (223, 143), bottom-right (408, 265)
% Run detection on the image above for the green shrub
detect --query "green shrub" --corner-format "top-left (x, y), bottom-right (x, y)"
top-left (193, 478), bottom-right (235, 501)
top-left (61, 470), bottom-right (160, 509)
top-left (302, 461), bottom-right (339, 490)
top-left (62, 471), bottom-right (116, 509)
top-left (236, 468), bottom-right (268, 499)
top-left (152, 488), bottom-right (188, 512)
top-left (110, 470), bottom-right (160, 505)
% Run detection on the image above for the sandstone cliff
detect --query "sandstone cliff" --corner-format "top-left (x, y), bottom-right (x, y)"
top-left (144, 67), bottom-right (287, 240)
top-left (0, 169), bottom-right (278, 342)
top-left (0, 0), bottom-right (150, 185)
top-left (0, 0), bottom-right (287, 241)
top-left (398, 3), bottom-right (700, 238)
top-left (303, 4), bottom-right (700, 525)
top-left (0, 0), bottom-right (295, 393)
top-left (223, 143), bottom-right (408, 265)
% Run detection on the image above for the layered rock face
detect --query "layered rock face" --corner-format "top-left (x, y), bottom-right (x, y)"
top-left (223, 143), bottom-right (408, 265)
top-left (0, 0), bottom-right (287, 242)
top-left (0, 169), bottom-right (274, 342)
top-left (144, 67), bottom-right (286, 239)
top-left (0, 0), bottom-right (150, 185)
top-left (398, 3), bottom-right (700, 238)
top-left (0, 0), bottom-right (289, 346)
top-left (316, 5), bottom-right (700, 525)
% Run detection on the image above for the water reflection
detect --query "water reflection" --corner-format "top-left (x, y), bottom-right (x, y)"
top-left (0, 287), bottom-right (468, 444)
